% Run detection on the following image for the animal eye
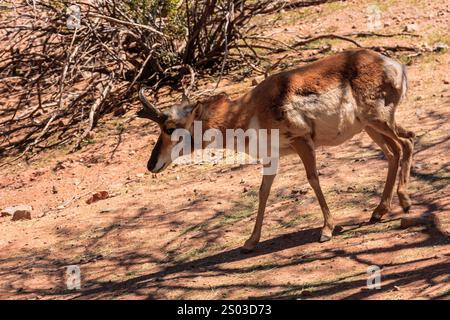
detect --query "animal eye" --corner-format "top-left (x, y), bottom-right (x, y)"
top-left (165, 128), bottom-right (175, 135)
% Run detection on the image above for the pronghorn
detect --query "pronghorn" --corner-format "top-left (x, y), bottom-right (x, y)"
top-left (138, 49), bottom-right (414, 252)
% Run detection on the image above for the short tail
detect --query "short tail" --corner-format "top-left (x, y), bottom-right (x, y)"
top-left (396, 66), bottom-right (413, 140)
top-left (400, 64), bottom-right (408, 102)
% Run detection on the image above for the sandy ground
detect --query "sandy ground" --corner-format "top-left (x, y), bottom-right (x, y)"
top-left (0, 0), bottom-right (449, 299)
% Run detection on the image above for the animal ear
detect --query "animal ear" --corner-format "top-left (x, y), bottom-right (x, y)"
top-left (184, 101), bottom-right (202, 118)
top-left (193, 102), bottom-right (203, 117)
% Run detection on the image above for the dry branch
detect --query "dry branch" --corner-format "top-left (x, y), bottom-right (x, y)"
top-left (0, 0), bottom-right (428, 164)
top-left (293, 34), bottom-right (362, 48)
top-left (73, 78), bottom-right (114, 151)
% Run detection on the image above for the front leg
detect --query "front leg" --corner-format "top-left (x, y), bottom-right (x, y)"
top-left (291, 137), bottom-right (335, 242)
top-left (241, 173), bottom-right (276, 253)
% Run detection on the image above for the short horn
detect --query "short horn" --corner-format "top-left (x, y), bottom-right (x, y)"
top-left (137, 87), bottom-right (166, 123)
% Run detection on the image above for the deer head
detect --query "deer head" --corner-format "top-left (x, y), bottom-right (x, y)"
top-left (137, 87), bottom-right (201, 173)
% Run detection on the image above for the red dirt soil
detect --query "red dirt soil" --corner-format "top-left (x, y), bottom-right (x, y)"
top-left (0, 0), bottom-right (449, 299)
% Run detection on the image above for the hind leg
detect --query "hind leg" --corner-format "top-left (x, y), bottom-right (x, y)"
top-left (369, 119), bottom-right (415, 211)
top-left (396, 124), bottom-right (415, 212)
top-left (365, 127), bottom-right (401, 222)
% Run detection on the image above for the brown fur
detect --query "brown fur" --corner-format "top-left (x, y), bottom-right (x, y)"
top-left (142, 49), bottom-right (414, 251)
top-left (190, 49), bottom-right (392, 134)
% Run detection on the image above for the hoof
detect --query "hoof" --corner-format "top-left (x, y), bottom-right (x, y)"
top-left (241, 239), bottom-right (257, 254)
top-left (240, 246), bottom-right (254, 254)
top-left (370, 205), bottom-right (389, 223)
top-left (319, 234), bottom-right (332, 242)
top-left (333, 225), bottom-right (344, 235)
top-left (398, 193), bottom-right (412, 213)
top-left (369, 215), bottom-right (382, 224)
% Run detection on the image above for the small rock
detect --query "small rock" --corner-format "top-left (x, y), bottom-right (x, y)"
top-left (86, 191), bottom-right (109, 204)
top-left (243, 187), bottom-right (248, 193)
top-left (2, 205), bottom-right (33, 221)
top-left (403, 24), bottom-right (418, 32)
top-left (443, 79), bottom-right (449, 85)
top-left (136, 173), bottom-right (145, 178)
top-left (393, 285), bottom-right (401, 291)
top-left (12, 210), bottom-right (32, 221)
top-left (52, 186), bottom-right (58, 194)
top-left (434, 43), bottom-right (448, 52)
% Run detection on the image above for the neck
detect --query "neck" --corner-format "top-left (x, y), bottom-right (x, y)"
top-left (197, 94), bottom-right (254, 132)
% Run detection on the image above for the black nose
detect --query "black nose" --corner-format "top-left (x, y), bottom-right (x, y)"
top-left (147, 138), bottom-right (162, 172)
